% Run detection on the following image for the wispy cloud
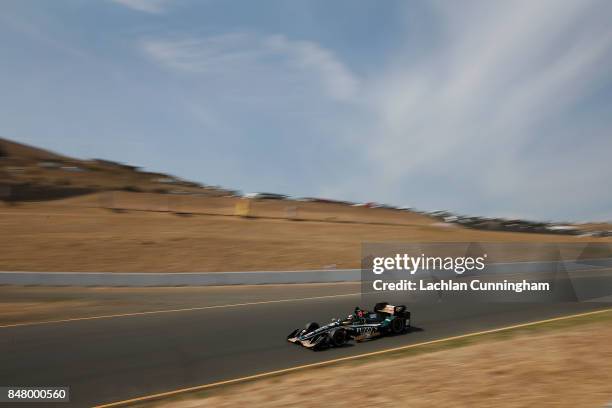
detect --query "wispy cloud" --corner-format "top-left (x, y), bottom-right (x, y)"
top-left (142, 33), bottom-right (358, 101)
top-left (109, 0), bottom-right (170, 14)
top-left (139, 32), bottom-right (363, 199)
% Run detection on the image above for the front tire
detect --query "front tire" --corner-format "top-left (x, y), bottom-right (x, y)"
top-left (328, 328), bottom-right (347, 347)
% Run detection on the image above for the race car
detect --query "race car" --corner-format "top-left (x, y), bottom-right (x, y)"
top-left (287, 302), bottom-right (411, 350)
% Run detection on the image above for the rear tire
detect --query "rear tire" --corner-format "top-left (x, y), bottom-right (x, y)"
top-left (390, 318), bottom-right (406, 334)
top-left (304, 322), bottom-right (319, 333)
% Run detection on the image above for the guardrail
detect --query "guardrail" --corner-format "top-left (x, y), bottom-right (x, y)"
top-left (0, 258), bottom-right (610, 287)
top-left (0, 269), bottom-right (361, 287)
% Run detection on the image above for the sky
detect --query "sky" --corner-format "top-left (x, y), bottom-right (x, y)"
top-left (1, 0), bottom-right (611, 222)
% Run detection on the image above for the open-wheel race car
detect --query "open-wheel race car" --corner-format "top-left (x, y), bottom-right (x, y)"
top-left (287, 302), bottom-right (411, 350)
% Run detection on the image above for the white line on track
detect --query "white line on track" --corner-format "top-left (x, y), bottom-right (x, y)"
top-left (0, 291), bottom-right (362, 329)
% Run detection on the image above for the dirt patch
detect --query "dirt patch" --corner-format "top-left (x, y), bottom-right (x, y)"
top-left (577, 222), bottom-right (612, 232)
top-left (0, 300), bottom-right (96, 324)
top-left (158, 314), bottom-right (612, 408)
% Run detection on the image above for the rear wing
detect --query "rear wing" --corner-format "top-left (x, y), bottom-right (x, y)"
top-left (374, 303), bottom-right (410, 318)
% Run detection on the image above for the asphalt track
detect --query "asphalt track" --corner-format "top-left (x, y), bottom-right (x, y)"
top-left (1, 271), bottom-right (611, 407)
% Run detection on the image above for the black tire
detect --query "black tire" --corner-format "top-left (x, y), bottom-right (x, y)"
top-left (390, 317), bottom-right (406, 334)
top-left (328, 328), bottom-right (347, 347)
top-left (304, 322), bottom-right (320, 333)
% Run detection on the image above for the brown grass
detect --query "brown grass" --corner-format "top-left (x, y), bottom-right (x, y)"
top-left (0, 194), bottom-right (609, 272)
top-left (154, 312), bottom-right (612, 408)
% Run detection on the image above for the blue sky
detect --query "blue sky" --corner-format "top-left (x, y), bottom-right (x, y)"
top-left (1, 0), bottom-right (611, 221)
